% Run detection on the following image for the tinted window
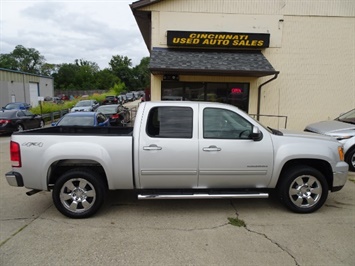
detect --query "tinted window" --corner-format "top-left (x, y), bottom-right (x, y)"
top-left (203, 108), bottom-right (252, 139)
top-left (146, 107), bottom-right (193, 138)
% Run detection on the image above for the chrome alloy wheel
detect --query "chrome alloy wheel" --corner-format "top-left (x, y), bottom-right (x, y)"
top-left (60, 178), bottom-right (96, 213)
top-left (289, 175), bottom-right (322, 208)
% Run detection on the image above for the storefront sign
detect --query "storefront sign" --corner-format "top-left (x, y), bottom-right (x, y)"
top-left (167, 31), bottom-right (270, 48)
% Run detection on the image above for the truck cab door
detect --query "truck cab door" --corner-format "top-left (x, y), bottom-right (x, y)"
top-left (198, 105), bottom-right (274, 188)
top-left (138, 105), bottom-right (199, 189)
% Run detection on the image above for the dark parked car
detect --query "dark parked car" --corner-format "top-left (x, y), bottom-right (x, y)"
top-left (0, 110), bottom-right (44, 134)
top-left (125, 92), bottom-right (136, 102)
top-left (102, 96), bottom-right (118, 105)
top-left (117, 95), bottom-right (126, 104)
top-left (52, 112), bottom-right (110, 127)
top-left (2, 102), bottom-right (31, 110)
top-left (71, 100), bottom-right (99, 112)
top-left (96, 104), bottom-right (131, 126)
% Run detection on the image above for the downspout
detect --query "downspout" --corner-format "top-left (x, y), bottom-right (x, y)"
top-left (257, 73), bottom-right (279, 120)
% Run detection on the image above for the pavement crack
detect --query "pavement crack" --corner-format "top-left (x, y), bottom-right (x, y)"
top-left (229, 200), bottom-right (300, 266)
top-left (0, 203), bottom-right (53, 247)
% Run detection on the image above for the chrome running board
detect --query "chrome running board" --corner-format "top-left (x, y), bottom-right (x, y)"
top-left (138, 193), bottom-right (269, 200)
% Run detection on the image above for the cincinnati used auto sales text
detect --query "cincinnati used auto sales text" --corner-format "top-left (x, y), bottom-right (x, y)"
top-left (171, 33), bottom-right (265, 47)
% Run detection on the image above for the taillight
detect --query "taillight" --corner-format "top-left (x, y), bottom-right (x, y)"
top-left (111, 114), bottom-right (120, 119)
top-left (10, 141), bottom-right (21, 167)
top-left (0, 119), bottom-right (10, 124)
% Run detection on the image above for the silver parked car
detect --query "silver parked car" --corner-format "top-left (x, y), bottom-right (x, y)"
top-left (71, 100), bottom-right (99, 112)
top-left (305, 108), bottom-right (355, 171)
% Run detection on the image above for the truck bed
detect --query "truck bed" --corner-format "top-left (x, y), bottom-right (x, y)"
top-left (13, 126), bottom-right (134, 136)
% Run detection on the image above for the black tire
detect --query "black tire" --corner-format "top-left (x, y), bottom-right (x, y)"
top-left (345, 147), bottom-right (355, 172)
top-left (52, 168), bottom-right (106, 218)
top-left (17, 124), bottom-right (24, 132)
top-left (278, 165), bottom-right (328, 213)
top-left (39, 120), bottom-right (45, 128)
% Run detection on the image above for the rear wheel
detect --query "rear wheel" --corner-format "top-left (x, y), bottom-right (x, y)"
top-left (52, 168), bottom-right (106, 218)
top-left (278, 165), bottom-right (328, 213)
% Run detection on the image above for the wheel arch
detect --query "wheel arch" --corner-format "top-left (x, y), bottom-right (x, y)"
top-left (276, 159), bottom-right (333, 190)
top-left (47, 159), bottom-right (109, 190)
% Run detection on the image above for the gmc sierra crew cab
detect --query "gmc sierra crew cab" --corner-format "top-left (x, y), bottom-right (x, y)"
top-left (5, 101), bottom-right (348, 218)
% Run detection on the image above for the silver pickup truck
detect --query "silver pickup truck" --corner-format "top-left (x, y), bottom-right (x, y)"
top-left (5, 101), bottom-right (348, 218)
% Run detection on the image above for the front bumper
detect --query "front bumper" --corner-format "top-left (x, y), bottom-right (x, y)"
top-left (5, 171), bottom-right (24, 187)
top-left (332, 162), bottom-right (349, 191)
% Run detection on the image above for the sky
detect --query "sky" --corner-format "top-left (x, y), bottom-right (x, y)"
top-left (0, 0), bottom-right (150, 69)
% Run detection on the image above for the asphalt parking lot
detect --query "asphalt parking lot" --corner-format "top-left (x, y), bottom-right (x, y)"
top-left (1, 134), bottom-right (354, 266)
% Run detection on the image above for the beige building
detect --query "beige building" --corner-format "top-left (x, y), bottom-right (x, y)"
top-left (131, 0), bottom-right (354, 130)
top-left (0, 68), bottom-right (54, 108)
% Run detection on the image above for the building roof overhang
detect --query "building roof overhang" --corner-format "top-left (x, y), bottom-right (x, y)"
top-left (130, 0), bottom-right (163, 50)
top-left (149, 49), bottom-right (279, 77)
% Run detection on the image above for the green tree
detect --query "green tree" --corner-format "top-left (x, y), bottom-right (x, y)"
top-left (131, 57), bottom-right (150, 89)
top-left (95, 69), bottom-right (121, 90)
top-left (53, 63), bottom-right (80, 90)
top-left (0, 45), bottom-right (46, 74)
top-left (109, 55), bottom-right (132, 88)
top-left (111, 81), bottom-right (126, 95)
top-left (54, 59), bottom-right (100, 90)
top-left (0, 53), bottom-right (18, 70)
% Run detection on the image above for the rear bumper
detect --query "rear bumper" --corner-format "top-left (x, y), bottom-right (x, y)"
top-left (5, 171), bottom-right (24, 187)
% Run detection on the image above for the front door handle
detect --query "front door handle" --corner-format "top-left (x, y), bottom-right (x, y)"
top-left (143, 144), bottom-right (162, 151)
top-left (203, 145), bottom-right (221, 152)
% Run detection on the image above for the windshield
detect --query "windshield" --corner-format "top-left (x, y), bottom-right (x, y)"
top-left (4, 103), bottom-right (21, 110)
top-left (75, 101), bottom-right (91, 107)
top-left (337, 109), bottom-right (355, 124)
top-left (58, 116), bottom-right (94, 126)
top-left (97, 106), bottom-right (117, 114)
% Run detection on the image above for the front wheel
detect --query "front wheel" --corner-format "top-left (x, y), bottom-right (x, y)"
top-left (52, 168), bottom-right (106, 218)
top-left (278, 165), bottom-right (328, 213)
top-left (345, 147), bottom-right (355, 172)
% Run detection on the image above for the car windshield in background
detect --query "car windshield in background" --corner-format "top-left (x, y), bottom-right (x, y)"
top-left (75, 101), bottom-right (92, 107)
top-left (337, 109), bottom-right (355, 124)
top-left (3, 103), bottom-right (29, 110)
top-left (57, 116), bottom-right (94, 126)
top-left (97, 106), bottom-right (117, 113)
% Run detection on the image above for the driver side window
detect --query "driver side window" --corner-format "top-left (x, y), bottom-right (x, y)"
top-left (203, 108), bottom-right (252, 139)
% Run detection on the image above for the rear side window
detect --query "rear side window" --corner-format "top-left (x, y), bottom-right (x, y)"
top-left (146, 107), bottom-right (193, 138)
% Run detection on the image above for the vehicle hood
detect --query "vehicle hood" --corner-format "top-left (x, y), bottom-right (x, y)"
top-left (305, 120), bottom-right (355, 136)
top-left (279, 129), bottom-right (337, 142)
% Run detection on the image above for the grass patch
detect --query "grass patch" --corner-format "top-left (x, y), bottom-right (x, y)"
top-left (228, 217), bottom-right (246, 227)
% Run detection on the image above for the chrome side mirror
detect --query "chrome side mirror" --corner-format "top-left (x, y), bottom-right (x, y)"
top-left (251, 126), bottom-right (263, 141)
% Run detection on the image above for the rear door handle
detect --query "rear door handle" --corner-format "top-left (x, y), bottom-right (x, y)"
top-left (203, 145), bottom-right (221, 152)
top-left (143, 144), bottom-right (162, 151)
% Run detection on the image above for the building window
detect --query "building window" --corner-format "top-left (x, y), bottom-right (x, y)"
top-left (146, 106), bottom-right (193, 138)
top-left (161, 81), bottom-right (249, 112)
